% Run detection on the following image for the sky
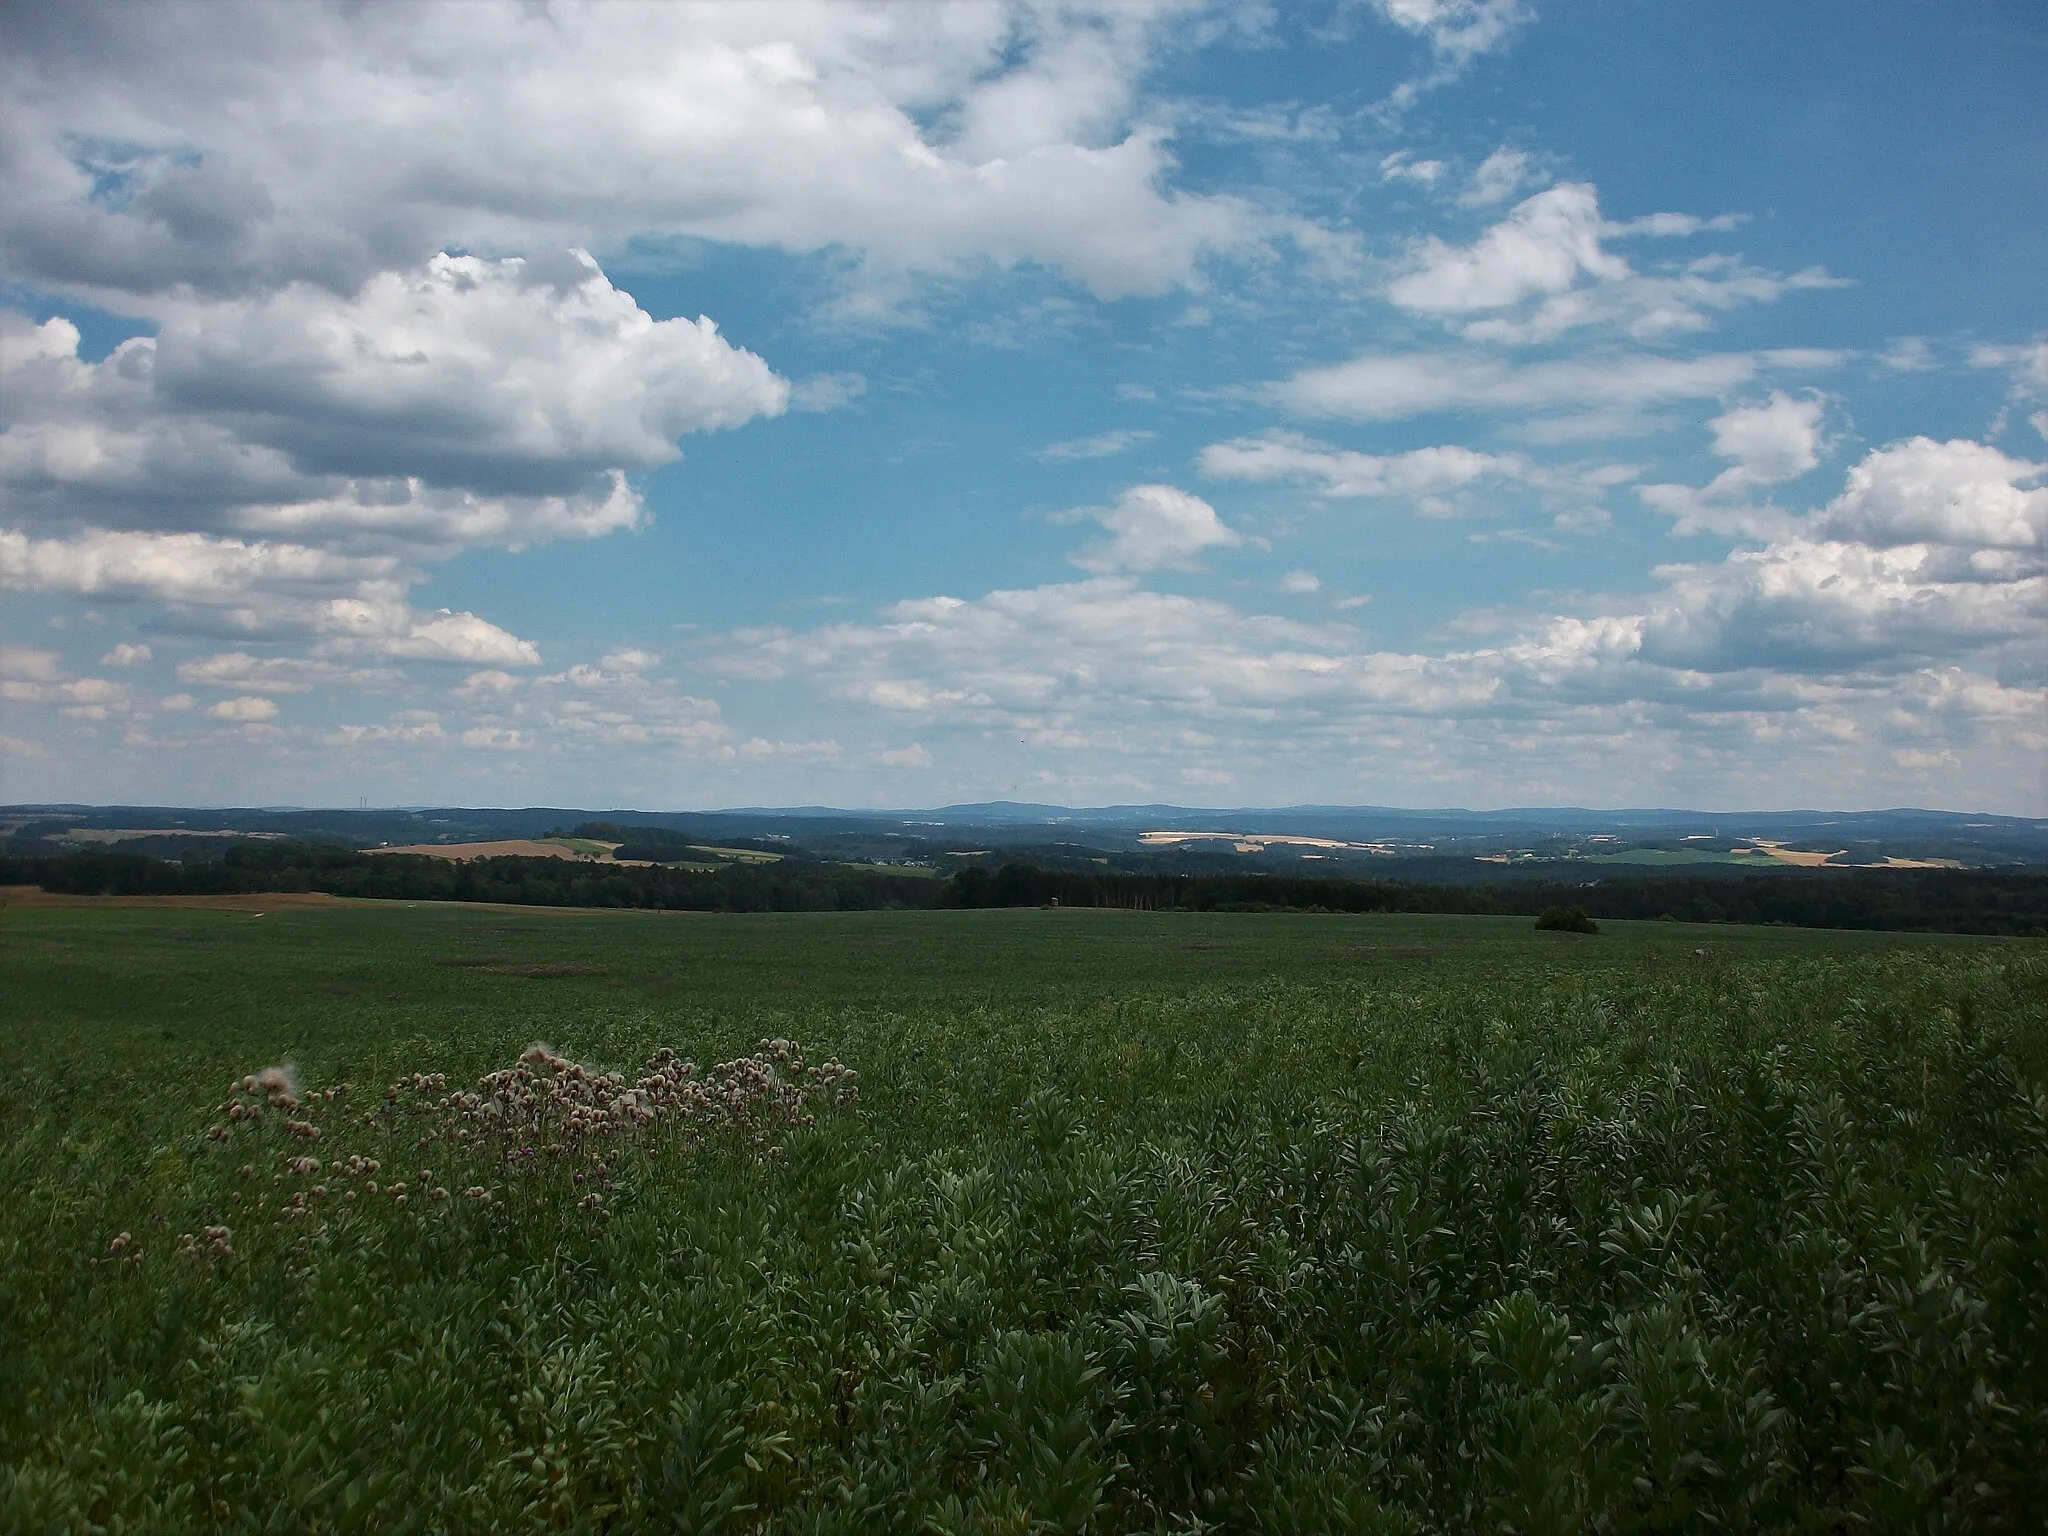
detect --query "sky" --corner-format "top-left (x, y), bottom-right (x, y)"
top-left (1, 1), bottom-right (2043, 815)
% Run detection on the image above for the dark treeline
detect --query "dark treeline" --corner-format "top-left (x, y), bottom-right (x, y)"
top-left (948, 863), bottom-right (2048, 934)
top-left (4, 843), bottom-right (2045, 934)
top-left (0, 842), bottom-right (938, 913)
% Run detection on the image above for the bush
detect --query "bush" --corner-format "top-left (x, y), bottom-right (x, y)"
top-left (1535, 904), bottom-right (1599, 933)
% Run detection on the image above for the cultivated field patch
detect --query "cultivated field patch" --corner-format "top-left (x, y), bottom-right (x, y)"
top-left (2, 907), bottom-right (2043, 1530)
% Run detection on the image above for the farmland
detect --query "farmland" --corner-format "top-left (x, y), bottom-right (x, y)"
top-left (3, 903), bottom-right (2045, 1531)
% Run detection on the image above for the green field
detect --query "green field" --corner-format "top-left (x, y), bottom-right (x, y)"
top-left (3, 904), bottom-right (2044, 1532)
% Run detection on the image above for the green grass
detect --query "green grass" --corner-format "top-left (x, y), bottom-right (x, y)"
top-left (2, 905), bottom-right (2045, 1532)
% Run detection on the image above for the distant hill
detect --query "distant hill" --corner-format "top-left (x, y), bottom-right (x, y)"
top-left (6, 801), bottom-right (2044, 868)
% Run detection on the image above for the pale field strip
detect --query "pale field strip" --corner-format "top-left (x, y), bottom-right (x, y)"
top-left (1138, 830), bottom-right (1417, 855)
top-left (1140, 829), bottom-right (1960, 871)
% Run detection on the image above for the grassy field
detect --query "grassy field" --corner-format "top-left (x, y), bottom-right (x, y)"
top-left (3, 903), bottom-right (2045, 1532)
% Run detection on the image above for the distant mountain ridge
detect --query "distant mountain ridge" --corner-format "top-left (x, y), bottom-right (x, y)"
top-left (6, 800), bottom-right (2045, 866)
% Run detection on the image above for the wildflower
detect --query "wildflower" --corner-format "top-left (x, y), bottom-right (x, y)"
top-left (108, 1232), bottom-right (133, 1255)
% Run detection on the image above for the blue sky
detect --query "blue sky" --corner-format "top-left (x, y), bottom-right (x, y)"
top-left (1, 1), bottom-right (2043, 813)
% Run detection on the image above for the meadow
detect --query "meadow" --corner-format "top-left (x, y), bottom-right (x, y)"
top-left (2, 901), bottom-right (2044, 1532)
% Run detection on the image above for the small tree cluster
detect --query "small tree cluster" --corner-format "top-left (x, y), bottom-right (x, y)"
top-left (1535, 905), bottom-right (1599, 933)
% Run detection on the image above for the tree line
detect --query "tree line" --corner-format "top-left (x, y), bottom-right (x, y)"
top-left (2, 842), bottom-right (2044, 934)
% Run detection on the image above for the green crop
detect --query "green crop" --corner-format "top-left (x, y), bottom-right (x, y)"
top-left (2, 905), bottom-right (2044, 1531)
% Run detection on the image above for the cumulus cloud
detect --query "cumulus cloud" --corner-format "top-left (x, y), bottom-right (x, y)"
top-left (703, 438), bottom-right (2044, 794)
top-left (1640, 539), bottom-right (2041, 674)
top-left (0, 645), bottom-right (66, 683)
top-left (0, 527), bottom-right (403, 606)
top-left (1391, 184), bottom-right (1623, 313)
top-left (0, 527), bottom-right (539, 663)
top-left (98, 642), bottom-right (152, 667)
top-left (0, 259), bottom-right (783, 548)
top-left (205, 695), bottom-right (280, 722)
top-left (1386, 183), bottom-right (1840, 343)
top-left (1814, 438), bottom-right (2045, 550)
top-left (1, 253), bottom-right (770, 675)
top-left (1709, 392), bottom-right (1826, 486)
top-left (1640, 391), bottom-right (1830, 536)
top-left (1068, 484), bottom-right (1242, 572)
top-left (0, 2), bottom-right (1259, 308)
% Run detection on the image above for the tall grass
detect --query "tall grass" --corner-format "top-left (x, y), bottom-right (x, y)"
top-left (2, 917), bottom-right (2044, 1532)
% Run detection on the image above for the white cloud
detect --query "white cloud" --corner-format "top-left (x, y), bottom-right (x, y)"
top-left (1379, 152), bottom-right (1446, 188)
top-left (701, 438), bottom-right (2044, 802)
top-left (1814, 438), bottom-right (2045, 550)
top-left (877, 743), bottom-right (934, 768)
top-left (1, 3), bottom-right (1260, 309)
top-left (205, 695), bottom-right (279, 721)
top-left (1068, 484), bottom-right (1242, 572)
top-left (1390, 184), bottom-right (1626, 314)
top-left (0, 645), bottom-right (66, 683)
top-left (1387, 183), bottom-right (1840, 343)
top-left (1270, 347), bottom-right (1837, 423)
top-left (327, 610), bottom-right (541, 667)
top-left (1709, 392), bottom-right (1826, 485)
top-left (1971, 339), bottom-right (2048, 392)
top-left (1639, 538), bottom-right (2043, 674)
top-left (789, 373), bottom-right (868, 413)
top-left (1200, 431), bottom-right (1537, 505)
top-left (1373, 0), bottom-right (1530, 65)
top-left (1034, 429), bottom-right (1156, 462)
top-left (1370, 0), bottom-right (1531, 112)
top-left (0, 259), bottom-right (782, 550)
top-left (98, 642), bottom-right (152, 667)
top-left (0, 527), bottom-right (404, 607)
top-left (2, 257), bottom-right (740, 669)
top-left (0, 527), bottom-right (540, 664)
top-left (1457, 147), bottom-right (1539, 208)
top-left (1201, 430), bottom-right (1637, 528)
top-left (175, 652), bottom-right (393, 694)
top-left (1280, 569), bottom-right (1321, 594)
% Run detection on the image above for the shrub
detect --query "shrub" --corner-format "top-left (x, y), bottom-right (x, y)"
top-left (1535, 905), bottom-right (1599, 933)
